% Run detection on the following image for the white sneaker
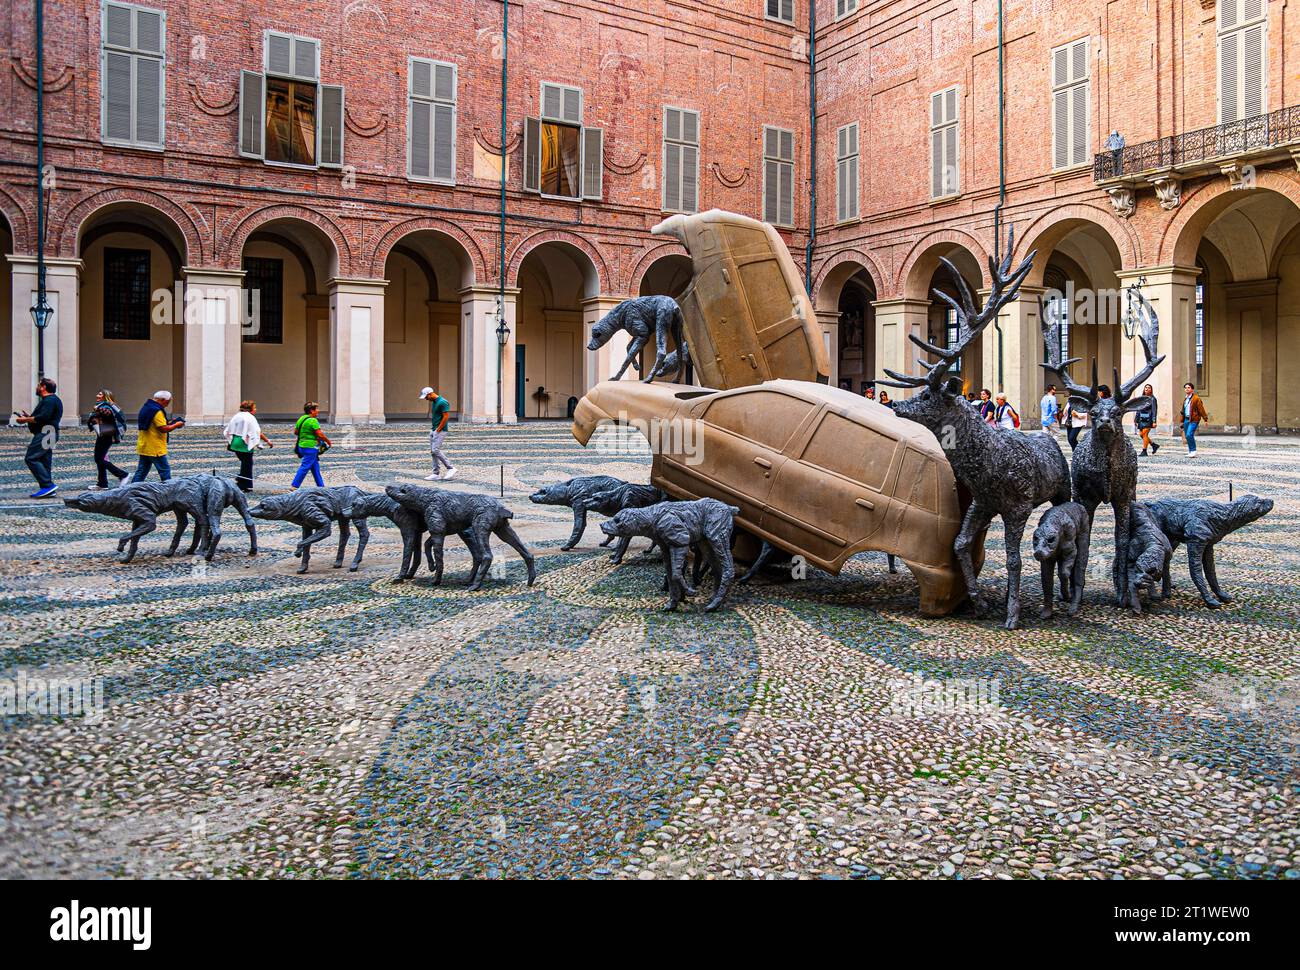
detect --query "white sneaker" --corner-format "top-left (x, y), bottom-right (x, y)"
top-left (441, 468), bottom-right (458, 481)
top-left (424, 472), bottom-right (442, 481)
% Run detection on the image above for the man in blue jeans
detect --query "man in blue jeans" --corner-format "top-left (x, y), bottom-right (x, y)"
top-left (15, 378), bottom-right (63, 498)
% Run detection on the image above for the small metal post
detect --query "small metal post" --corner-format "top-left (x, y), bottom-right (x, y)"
top-left (500, 463), bottom-right (504, 498)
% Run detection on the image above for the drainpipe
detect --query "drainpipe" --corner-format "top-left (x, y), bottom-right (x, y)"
top-left (992, 0), bottom-right (1006, 392)
top-left (804, 3), bottom-right (817, 286)
top-left (496, 0), bottom-right (509, 424)
top-left (34, 0), bottom-right (47, 380)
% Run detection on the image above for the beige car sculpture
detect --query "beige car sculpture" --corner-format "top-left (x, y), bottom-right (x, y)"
top-left (573, 209), bottom-right (979, 616)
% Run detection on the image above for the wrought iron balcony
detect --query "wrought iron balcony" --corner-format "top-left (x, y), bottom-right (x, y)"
top-left (1094, 104), bottom-right (1300, 181)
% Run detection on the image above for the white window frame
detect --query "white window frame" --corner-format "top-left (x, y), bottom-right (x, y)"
top-left (663, 105), bottom-right (700, 214)
top-left (408, 57), bottom-right (457, 185)
top-left (534, 81), bottom-right (587, 201)
top-left (835, 0), bottom-right (860, 21)
top-left (929, 86), bottom-right (960, 199)
top-left (258, 29), bottom-right (330, 171)
top-left (835, 122), bottom-right (859, 224)
top-left (100, 0), bottom-right (166, 151)
top-left (762, 125), bottom-right (796, 228)
top-left (765, 0), bottom-right (795, 25)
top-left (1218, 0), bottom-right (1268, 124)
top-left (1051, 38), bottom-right (1091, 171)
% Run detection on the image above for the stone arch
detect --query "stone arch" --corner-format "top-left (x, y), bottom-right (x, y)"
top-left (1160, 170), bottom-right (1300, 266)
top-left (898, 228), bottom-right (992, 298)
top-left (57, 187), bottom-right (206, 265)
top-left (507, 229), bottom-right (608, 297)
top-left (369, 216), bottom-right (485, 287)
top-left (629, 242), bottom-right (689, 296)
top-left (224, 204), bottom-right (349, 276)
top-left (814, 248), bottom-right (888, 310)
top-left (1015, 203), bottom-right (1139, 284)
top-left (0, 186), bottom-right (31, 252)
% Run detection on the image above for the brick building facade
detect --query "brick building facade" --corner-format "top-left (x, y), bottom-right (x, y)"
top-left (2, 0), bottom-right (1297, 431)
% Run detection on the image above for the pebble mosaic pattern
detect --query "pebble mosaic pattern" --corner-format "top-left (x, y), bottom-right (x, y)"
top-left (0, 421), bottom-right (1295, 879)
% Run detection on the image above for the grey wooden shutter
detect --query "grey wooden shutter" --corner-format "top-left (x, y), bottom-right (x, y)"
top-left (409, 100), bottom-right (431, 178)
top-left (135, 54), bottom-right (162, 145)
top-left (105, 2), bottom-right (132, 47)
top-left (319, 84), bottom-right (344, 167)
top-left (294, 37), bottom-right (318, 81)
top-left (433, 104), bottom-right (455, 181)
top-left (1219, 0), bottom-right (1267, 123)
top-left (239, 69), bottom-right (264, 158)
top-left (267, 33), bottom-right (293, 75)
top-left (1051, 39), bottom-right (1090, 168)
top-left (1243, 21), bottom-right (1265, 118)
top-left (582, 127), bottom-right (603, 200)
top-left (104, 51), bottom-right (133, 142)
top-left (836, 123), bottom-right (858, 222)
top-left (664, 108), bottom-right (682, 212)
top-left (523, 116), bottom-right (541, 192)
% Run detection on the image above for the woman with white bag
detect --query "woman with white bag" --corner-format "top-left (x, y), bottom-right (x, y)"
top-left (223, 400), bottom-right (273, 493)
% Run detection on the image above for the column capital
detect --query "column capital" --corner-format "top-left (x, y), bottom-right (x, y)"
top-left (182, 266), bottom-right (245, 286)
top-left (7, 254), bottom-right (83, 276)
top-left (459, 285), bottom-right (520, 300)
top-left (1115, 265), bottom-right (1201, 285)
top-left (871, 297), bottom-right (930, 311)
top-left (581, 294), bottom-right (632, 310)
top-left (326, 276), bottom-right (388, 295)
top-left (978, 284), bottom-right (1047, 298)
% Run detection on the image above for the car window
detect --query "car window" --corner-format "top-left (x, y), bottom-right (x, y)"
top-left (798, 412), bottom-right (892, 491)
top-left (703, 392), bottom-right (815, 452)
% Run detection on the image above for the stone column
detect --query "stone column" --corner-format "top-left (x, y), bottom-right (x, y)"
top-left (870, 298), bottom-right (928, 396)
top-left (582, 295), bottom-right (631, 388)
top-left (9, 255), bottom-right (82, 417)
top-left (1116, 266), bottom-right (1199, 431)
top-left (328, 277), bottom-right (387, 425)
top-left (304, 294), bottom-right (329, 411)
top-left (1221, 278), bottom-right (1278, 431)
top-left (181, 267), bottom-right (244, 425)
top-left (816, 309), bottom-right (840, 388)
top-left (459, 285), bottom-right (519, 424)
top-left (980, 284), bottom-right (1045, 426)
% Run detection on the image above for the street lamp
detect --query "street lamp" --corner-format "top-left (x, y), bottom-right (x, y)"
top-left (1121, 275), bottom-right (1147, 340)
top-left (494, 297), bottom-right (510, 424)
top-left (494, 299), bottom-right (510, 346)
top-left (30, 295), bottom-right (52, 379)
top-left (30, 298), bottom-right (53, 331)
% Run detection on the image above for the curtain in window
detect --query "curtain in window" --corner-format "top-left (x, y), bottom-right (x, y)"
top-left (540, 123), bottom-right (581, 197)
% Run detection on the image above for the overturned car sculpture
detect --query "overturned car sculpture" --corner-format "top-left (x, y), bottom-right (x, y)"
top-left (572, 206), bottom-right (981, 616)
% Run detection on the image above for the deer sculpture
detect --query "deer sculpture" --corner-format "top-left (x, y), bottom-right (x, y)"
top-left (879, 230), bottom-right (1072, 629)
top-left (1040, 284), bottom-right (1164, 604)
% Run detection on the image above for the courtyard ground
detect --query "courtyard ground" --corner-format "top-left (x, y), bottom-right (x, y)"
top-left (0, 420), bottom-right (1295, 879)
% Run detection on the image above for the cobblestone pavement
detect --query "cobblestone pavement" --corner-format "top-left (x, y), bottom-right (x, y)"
top-left (0, 421), bottom-right (1296, 879)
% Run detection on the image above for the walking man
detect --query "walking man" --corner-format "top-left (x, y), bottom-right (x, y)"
top-left (1040, 384), bottom-right (1060, 434)
top-left (132, 390), bottom-right (184, 482)
top-left (15, 377), bottom-right (63, 498)
top-left (421, 386), bottom-right (457, 481)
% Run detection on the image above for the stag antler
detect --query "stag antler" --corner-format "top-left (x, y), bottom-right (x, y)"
top-left (1115, 287), bottom-right (1165, 405)
top-left (879, 227), bottom-right (1036, 390)
top-left (1039, 294), bottom-right (1098, 408)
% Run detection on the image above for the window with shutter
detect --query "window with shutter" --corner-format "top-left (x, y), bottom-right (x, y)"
top-left (762, 125), bottom-right (795, 227)
top-left (836, 0), bottom-right (859, 19)
top-left (663, 106), bottom-right (700, 214)
top-left (254, 31), bottom-right (333, 168)
top-left (765, 0), bottom-right (795, 24)
top-left (409, 57), bottom-right (457, 183)
top-left (528, 83), bottom-right (588, 199)
top-left (1050, 38), bottom-right (1090, 170)
top-left (100, 1), bottom-right (166, 150)
top-left (1218, 1), bottom-right (1268, 123)
top-left (836, 122), bottom-right (859, 223)
top-left (929, 87), bottom-right (959, 198)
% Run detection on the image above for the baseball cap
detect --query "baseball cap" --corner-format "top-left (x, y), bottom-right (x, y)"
top-left (418, 386), bottom-right (435, 399)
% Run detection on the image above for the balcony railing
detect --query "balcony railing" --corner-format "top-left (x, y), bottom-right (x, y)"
top-left (1093, 105), bottom-right (1300, 181)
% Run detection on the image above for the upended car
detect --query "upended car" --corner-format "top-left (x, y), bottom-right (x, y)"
top-left (573, 378), bottom-right (979, 616)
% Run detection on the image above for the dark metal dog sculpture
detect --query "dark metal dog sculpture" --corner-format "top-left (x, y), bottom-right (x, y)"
top-left (250, 486), bottom-right (364, 573)
top-left (64, 481), bottom-right (202, 563)
top-left (1144, 494), bottom-right (1274, 608)
top-left (586, 295), bottom-right (690, 382)
top-left (878, 229), bottom-right (1071, 629)
top-left (599, 498), bottom-right (739, 612)
top-left (192, 473), bottom-right (259, 561)
top-left (528, 475), bottom-right (666, 561)
top-left (347, 491), bottom-right (426, 579)
top-left (1042, 285), bottom-right (1163, 605)
top-left (1125, 503), bottom-right (1173, 615)
top-left (1031, 501), bottom-right (1091, 619)
top-left (385, 484), bottom-right (536, 591)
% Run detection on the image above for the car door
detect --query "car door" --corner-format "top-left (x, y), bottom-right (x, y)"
top-left (760, 409), bottom-right (899, 569)
top-left (660, 388), bottom-right (818, 527)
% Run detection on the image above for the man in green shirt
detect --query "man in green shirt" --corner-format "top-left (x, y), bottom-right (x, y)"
top-left (420, 386), bottom-right (456, 481)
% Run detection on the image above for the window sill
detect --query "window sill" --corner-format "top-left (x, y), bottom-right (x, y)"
top-left (410, 176), bottom-right (457, 187)
top-left (101, 139), bottom-right (165, 154)
top-left (1050, 162), bottom-right (1092, 180)
top-left (763, 15), bottom-right (795, 27)
top-left (833, 217), bottom-right (862, 227)
top-left (262, 159), bottom-right (322, 171)
top-left (929, 192), bottom-right (962, 206)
